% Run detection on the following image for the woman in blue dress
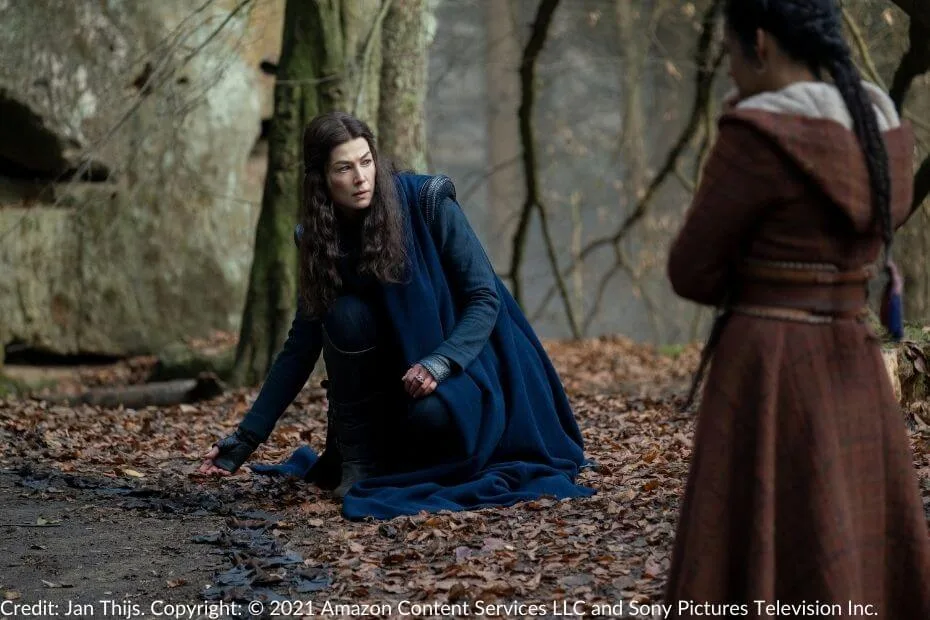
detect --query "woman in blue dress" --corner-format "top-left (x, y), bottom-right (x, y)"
top-left (199, 111), bottom-right (593, 520)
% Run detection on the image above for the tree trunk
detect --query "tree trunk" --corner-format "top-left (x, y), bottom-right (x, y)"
top-left (485, 0), bottom-right (524, 268)
top-left (888, 15), bottom-right (930, 324)
top-left (230, 0), bottom-right (384, 387)
top-left (897, 203), bottom-right (930, 324)
top-left (378, 0), bottom-right (434, 172)
top-left (616, 0), bottom-right (648, 202)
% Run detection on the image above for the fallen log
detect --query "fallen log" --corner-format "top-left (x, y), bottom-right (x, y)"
top-left (39, 372), bottom-right (225, 408)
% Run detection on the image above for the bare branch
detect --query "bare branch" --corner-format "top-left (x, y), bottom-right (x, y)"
top-left (581, 250), bottom-right (633, 333)
top-left (458, 155), bottom-right (521, 205)
top-left (564, 5), bottom-right (725, 268)
top-left (509, 0), bottom-right (582, 337)
top-left (841, 6), bottom-right (886, 88)
top-left (889, 18), bottom-right (930, 110)
top-left (693, 88), bottom-right (716, 187)
top-left (529, 0), bottom-right (726, 321)
top-left (673, 164), bottom-right (696, 193)
top-left (180, 0), bottom-right (253, 66)
top-left (915, 154), bottom-right (930, 212)
top-left (537, 199), bottom-right (581, 337)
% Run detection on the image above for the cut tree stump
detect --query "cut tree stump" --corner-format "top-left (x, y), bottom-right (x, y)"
top-left (882, 341), bottom-right (930, 429)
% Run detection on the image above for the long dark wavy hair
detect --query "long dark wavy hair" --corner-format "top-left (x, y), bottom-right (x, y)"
top-left (298, 112), bottom-right (407, 318)
top-left (724, 0), bottom-right (892, 248)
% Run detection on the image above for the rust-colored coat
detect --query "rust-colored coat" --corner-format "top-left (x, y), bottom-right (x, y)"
top-left (665, 98), bottom-right (930, 618)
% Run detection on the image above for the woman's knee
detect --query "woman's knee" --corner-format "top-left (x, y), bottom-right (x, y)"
top-left (323, 295), bottom-right (378, 352)
top-left (408, 396), bottom-right (456, 438)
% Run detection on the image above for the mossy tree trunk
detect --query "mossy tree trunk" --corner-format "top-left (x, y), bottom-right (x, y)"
top-left (378, 0), bottom-right (434, 172)
top-left (484, 0), bottom-right (523, 268)
top-left (890, 15), bottom-right (930, 324)
top-left (230, 0), bottom-right (384, 387)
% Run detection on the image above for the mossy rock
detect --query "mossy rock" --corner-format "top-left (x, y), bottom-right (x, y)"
top-left (148, 342), bottom-right (235, 382)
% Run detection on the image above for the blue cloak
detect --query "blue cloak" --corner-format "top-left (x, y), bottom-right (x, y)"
top-left (255, 173), bottom-right (594, 520)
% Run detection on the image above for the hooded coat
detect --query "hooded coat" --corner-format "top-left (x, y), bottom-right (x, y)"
top-left (664, 82), bottom-right (930, 617)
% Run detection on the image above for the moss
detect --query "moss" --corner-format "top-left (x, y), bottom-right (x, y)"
top-left (149, 342), bottom-right (235, 382)
top-left (868, 308), bottom-right (930, 344)
top-left (902, 323), bottom-right (930, 344)
top-left (657, 344), bottom-right (687, 359)
top-left (0, 374), bottom-right (29, 398)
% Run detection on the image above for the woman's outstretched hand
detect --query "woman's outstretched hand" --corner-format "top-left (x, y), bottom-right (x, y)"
top-left (197, 445), bottom-right (233, 476)
top-left (402, 363), bottom-right (437, 399)
top-left (196, 429), bottom-right (261, 476)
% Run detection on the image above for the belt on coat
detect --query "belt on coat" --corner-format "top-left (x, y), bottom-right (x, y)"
top-left (734, 258), bottom-right (873, 318)
top-left (682, 259), bottom-right (874, 411)
top-left (730, 303), bottom-right (869, 324)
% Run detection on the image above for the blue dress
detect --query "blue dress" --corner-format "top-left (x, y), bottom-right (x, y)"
top-left (243, 173), bottom-right (594, 520)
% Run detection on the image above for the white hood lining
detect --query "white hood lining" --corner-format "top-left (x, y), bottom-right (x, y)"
top-left (736, 81), bottom-right (900, 131)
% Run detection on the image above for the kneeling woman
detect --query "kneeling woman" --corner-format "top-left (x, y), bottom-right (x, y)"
top-left (199, 111), bottom-right (593, 519)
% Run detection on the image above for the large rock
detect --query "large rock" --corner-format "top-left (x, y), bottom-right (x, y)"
top-left (0, 0), bottom-right (262, 355)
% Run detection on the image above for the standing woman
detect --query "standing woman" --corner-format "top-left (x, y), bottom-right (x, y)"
top-left (198, 111), bottom-right (594, 520)
top-left (665, 0), bottom-right (930, 615)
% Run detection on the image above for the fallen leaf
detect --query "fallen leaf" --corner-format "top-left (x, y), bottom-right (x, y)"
top-left (122, 468), bottom-right (145, 478)
top-left (644, 555), bottom-right (663, 578)
top-left (481, 538), bottom-right (506, 552)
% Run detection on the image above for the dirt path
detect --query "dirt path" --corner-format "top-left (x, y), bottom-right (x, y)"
top-left (1, 470), bottom-right (230, 616)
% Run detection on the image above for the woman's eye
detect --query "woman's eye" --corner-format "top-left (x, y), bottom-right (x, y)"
top-left (362, 159), bottom-right (372, 166)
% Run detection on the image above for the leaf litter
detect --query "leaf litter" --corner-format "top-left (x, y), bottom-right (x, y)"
top-left (0, 335), bottom-right (926, 611)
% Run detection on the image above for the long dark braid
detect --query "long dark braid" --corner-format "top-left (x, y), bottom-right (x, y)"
top-left (820, 31), bottom-right (893, 255)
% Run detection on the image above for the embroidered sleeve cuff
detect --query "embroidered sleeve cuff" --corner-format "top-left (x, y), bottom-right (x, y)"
top-left (419, 354), bottom-right (453, 383)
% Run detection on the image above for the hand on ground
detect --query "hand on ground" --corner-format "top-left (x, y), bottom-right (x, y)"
top-left (197, 445), bottom-right (233, 476)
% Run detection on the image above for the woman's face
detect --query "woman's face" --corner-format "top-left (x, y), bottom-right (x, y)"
top-left (724, 26), bottom-right (766, 99)
top-left (326, 137), bottom-right (376, 214)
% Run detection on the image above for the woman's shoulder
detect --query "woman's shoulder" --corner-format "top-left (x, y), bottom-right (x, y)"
top-left (393, 172), bottom-right (458, 227)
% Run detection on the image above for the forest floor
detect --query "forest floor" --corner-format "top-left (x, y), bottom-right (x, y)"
top-left (1, 337), bottom-right (928, 620)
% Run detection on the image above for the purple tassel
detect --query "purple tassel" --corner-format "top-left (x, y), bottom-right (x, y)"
top-left (880, 261), bottom-right (904, 341)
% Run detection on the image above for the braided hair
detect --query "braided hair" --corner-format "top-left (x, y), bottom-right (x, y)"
top-left (724, 0), bottom-right (893, 253)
